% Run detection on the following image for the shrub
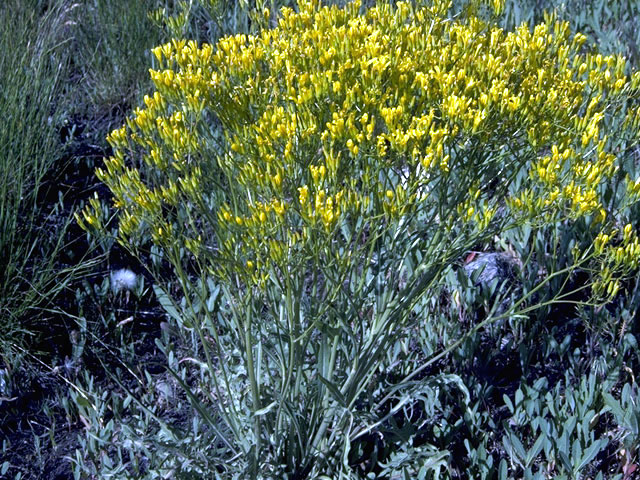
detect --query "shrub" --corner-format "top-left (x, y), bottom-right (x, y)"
top-left (80, 0), bottom-right (640, 476)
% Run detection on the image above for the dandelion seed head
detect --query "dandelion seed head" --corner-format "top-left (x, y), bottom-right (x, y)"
top-left (110, 268), bottom-right (138, 292)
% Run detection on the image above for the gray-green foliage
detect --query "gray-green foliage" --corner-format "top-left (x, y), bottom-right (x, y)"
top-left (501, 374), bottom-right (612, 479)
top-left (604, 380), bottom-right (640, 464)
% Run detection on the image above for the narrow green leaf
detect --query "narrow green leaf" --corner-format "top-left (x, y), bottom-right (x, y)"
top-left (526, 433), bottom-right (546, 467)
top-left (503, 394), bottom-right (514, 414)
top-left (73, 394), bottom-right (92, 411)
top-left (510, 432), bottom-right (527, 463)
top-left (563, 415), bottom-right (577, 438)
top-left (559, 450), bottom-right (572, 473)
top-left (153, 285), bottom-right (183, 323)
top-left (253, 401), bottom-right (277, 417)
top-left (165, 365), bottom-right (234, 451)
top-left (498, 459), bottom-right (508, 480)
top-left (603, 393), bottom-right (625, 421)
top-left (206, 284), bottom-right (220, 312)
top-left (571, 438), bottom-right (582, 470)
top-left (318, 373), bottom-right (348, 408)
top-left (576, 439), bottom-right (608, 472)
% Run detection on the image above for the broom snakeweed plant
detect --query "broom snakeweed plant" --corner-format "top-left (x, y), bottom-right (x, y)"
top-left (80, 0), bottom-right (640, 476)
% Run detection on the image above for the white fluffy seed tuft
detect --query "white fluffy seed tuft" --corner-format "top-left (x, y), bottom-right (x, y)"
top-left (110, 269), bottom-right (138, 292)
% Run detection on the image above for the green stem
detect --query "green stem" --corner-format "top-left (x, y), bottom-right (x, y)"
top-left (244, 304), bottom-right (262, 477)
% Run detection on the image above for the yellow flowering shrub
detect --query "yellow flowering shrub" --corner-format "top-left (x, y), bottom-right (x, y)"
top-left (79, 0), bottom-right (640, 475)
top-left (82, 0), bottom-right (640, 293)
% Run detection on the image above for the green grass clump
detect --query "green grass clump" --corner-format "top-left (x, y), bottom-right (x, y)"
top-left (0, 1), bottom-right (168, 477)
top-left (67, 0), bottom-right (167, 144)
top-left (0, 0), bottom-right (75, 350)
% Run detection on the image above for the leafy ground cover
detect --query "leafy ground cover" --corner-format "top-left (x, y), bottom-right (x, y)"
top-left (1, 0), bottom-right (640, 479)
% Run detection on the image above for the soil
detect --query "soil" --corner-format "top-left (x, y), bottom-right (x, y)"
top-left (0, 116), bottom-right (167, 480)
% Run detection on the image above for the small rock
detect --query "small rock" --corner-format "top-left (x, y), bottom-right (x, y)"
top-left (0, 368), bottom-right (8, 397)
top-left (464, 252), bottom-right (517, 288)
top-left (462, 252), bottom-right (521, 319)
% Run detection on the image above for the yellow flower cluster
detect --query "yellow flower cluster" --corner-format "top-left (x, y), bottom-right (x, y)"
top-left (592, 224), bottom-right (640, 298)
top-left (79, 0), bottom-right (640, 287)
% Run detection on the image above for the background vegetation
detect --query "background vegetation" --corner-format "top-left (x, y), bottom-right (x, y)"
top-left (0, 0), bottom-right (639, 479)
